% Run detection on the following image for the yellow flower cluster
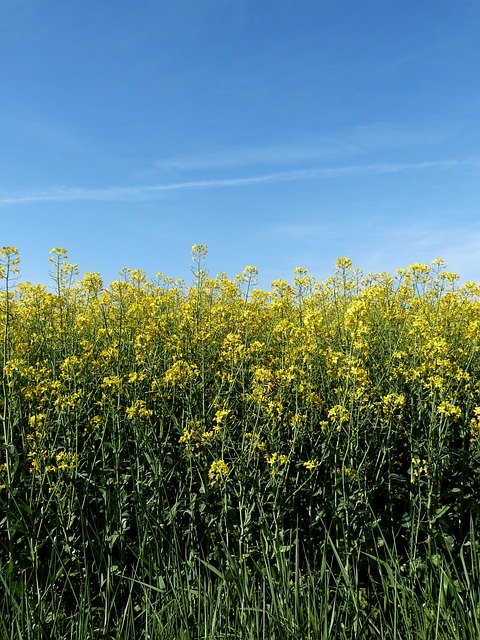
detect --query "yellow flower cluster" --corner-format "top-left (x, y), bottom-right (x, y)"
top-left (244, 432), bottom-right (267, 453)
top-left (179, 419), bottom-right (222, 450)
top-left (303, 459), bottom-right (320, 471)
top-left (0, 462), bottom-right (8, 491)
top-left (46, 451), bottom-right (78, 473)
top-left (336, 466), bottom-right (363, 482)
top-left (470, 407), bottom-right (480, 442)
top-left (2, 246), bottom-right (480, 498)
top-left (208, 459), bottom-right (230, 486)
top-left (265, 452), bottom-right (289, 476)
top-left (411, 458), bottom-right (429, 484)
top-left (126, 399), bottom-right (153, 420)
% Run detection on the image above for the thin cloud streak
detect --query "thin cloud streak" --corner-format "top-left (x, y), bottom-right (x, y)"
top-left (150, 127), bottom-right (447, 173)
top-left (0, 159), bottom-right (461, 205)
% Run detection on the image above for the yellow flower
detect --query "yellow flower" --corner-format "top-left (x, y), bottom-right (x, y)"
top-left (437, 401), bottom-right (462, 420)
top-left (126, 399), bottom-right (153, 420)
top-left (213, 408), bottom-right (230, 425)
top-left (265, 452), bottom-right (289, 474)
top-left (55, 451), bottom-right (78, 471)
top-left (163, 360), bottom-right (199, 388)
top-left (411, 458), bottom-right (428, 483)
top-left (336, 257), bottom-right (352, 270)
top-left (208, 459), bottom-right (230, 486)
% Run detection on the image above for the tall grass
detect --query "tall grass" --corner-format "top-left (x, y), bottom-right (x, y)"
top-left (1, 245), bottom-right (480, 638)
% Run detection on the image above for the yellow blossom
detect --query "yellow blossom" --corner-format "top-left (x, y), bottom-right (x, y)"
top-left (208, 459), bottom-right (230, 486)
top-left (303, 459), bottom-right (320, 470)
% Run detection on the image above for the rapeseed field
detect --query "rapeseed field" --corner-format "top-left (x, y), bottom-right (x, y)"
top-left (1, 245), bottom-right (480, 639)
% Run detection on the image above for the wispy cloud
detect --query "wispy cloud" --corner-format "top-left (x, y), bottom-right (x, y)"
top-left (147, 125), bottom-right (448, 174)
top-left (0, 159), bottom-right (463, 205)
top-left (150, 143), bottom-right (347, 173)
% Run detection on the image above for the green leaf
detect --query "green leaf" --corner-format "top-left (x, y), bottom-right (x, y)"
top-left (429, 505), bottom-right (450, 523)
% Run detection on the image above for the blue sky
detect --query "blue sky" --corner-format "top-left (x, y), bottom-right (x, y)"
top-left (2, 0), bottom-right (480, 288)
